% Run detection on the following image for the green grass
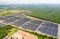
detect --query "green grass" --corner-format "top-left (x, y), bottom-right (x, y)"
top-left (0, 10), bottom-right (21, 16)
top-left (0, 13), bottom-right (13, 16)
top-left (8, 28), bottom-right (18, 36)
top-left (0, 25), bottom-right (18, 39)
top-left (27, 12), bottom-right (60, 24)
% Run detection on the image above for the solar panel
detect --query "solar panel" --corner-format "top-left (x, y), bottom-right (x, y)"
top-left (5, 16), bottom-right (14, 19)
top-left (30, 20), bottom-right (42, 25)
top-left (0, 17), bottom-right (7, 20)
top-left (38, 26), bottom-right (58, 37)
top-left (12, 20), bottom-right (27, 27)
top-left (20, 18), bottom-right (30, 22)
top-left (42, 22), bottom-right (58, 29)
top-left (13, 17), bottom-right (22, 20)
top-left (3, 18), bottom-right (16, 24)
top-left (21, 23), bottom-right (39, 31)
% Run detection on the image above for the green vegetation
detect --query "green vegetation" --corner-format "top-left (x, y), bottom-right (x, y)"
top-left (0, 25), bottom-right (18, 39)
top-left (0, 9), bottom-right (21, 16)
top-left (27, 12), bottom-right (60, 23)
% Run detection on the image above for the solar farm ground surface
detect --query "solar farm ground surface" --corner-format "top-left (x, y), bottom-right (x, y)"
top-left (0, 14), bottom-right (59, 38)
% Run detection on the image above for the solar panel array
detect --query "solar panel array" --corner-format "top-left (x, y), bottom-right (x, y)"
top-left (21, 20), bottom-right (43, 31)
top-left (37, 22), bottom-right (58, 37)
top-left (0, 17), bottom-right (7, 20)
top-left (0, 14), bottom-right (58, 37)
top-left (21, 23), bottom-right (39, 31)
top-left (42, 22), bottom-right (58, 29)
top-left (11, 17), bottom-right (30, 27)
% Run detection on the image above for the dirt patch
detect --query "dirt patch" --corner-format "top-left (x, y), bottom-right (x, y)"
top-left (0, 20), bottom-right (4, 23)
top-left (58, 24), bottom-right (60, 39)
top-left (17, 30), bottom-right (38, 39)
top-left (8, 30), bottom-right (38, 39)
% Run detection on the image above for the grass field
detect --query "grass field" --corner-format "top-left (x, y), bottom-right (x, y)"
top-left (0, 25), bottom-right (18, 39)
top-left (0, 10), bottom-right (22, 16)
top-left (27, 11), bottom-right (60, 24)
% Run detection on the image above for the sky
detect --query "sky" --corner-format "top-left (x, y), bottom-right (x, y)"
top-left (0, 0), bottom-right (60, 4)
